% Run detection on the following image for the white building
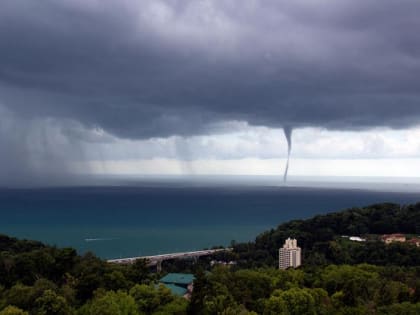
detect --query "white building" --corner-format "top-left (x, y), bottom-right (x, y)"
top-left (349, 236), bottom-right (366, 242)
top-left (279, 237), bottom-right (301, 270)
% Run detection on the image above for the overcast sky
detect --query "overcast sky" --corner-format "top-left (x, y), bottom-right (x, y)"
top-left (1, 0), bottom-right (420, 185)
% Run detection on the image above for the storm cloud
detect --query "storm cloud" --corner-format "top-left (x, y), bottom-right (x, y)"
top-left (1, 0), bottom-right (420, 136)
top-left (1, 0), bottom-right (420, 184)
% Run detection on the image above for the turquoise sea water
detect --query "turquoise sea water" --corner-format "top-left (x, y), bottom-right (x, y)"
top-left (1, 179), bottom-right (420, 259)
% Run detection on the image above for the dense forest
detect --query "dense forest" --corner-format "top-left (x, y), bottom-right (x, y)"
top-left (1, 202), bottom-right (420, 314)
top-left (232, 202), bottom-right (420, 267)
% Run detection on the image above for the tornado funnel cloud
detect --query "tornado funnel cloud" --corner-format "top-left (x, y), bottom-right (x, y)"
top-left (283, 126), bottom-right (293, 182)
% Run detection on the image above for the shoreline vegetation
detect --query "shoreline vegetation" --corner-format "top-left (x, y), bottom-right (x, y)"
top-left (1, 202), bottom-right (420, 314)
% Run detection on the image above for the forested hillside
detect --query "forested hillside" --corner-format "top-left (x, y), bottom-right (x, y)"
top-left (0, 235), bottom-right (186, 314)
top-left (1, 202), bottom-right (420, 314)
top-left (233, 202), bottom-right (420, 267)
top-left (189, 264), bottom-right (420, 314)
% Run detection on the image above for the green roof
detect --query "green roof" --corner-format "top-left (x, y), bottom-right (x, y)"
top-left (162, 283), bottom-right (188, 296)
top-left (160, 273), bottom-right (195, 285)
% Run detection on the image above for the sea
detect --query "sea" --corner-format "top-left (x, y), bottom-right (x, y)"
top-left (1, 176), bottom-right (420, 259)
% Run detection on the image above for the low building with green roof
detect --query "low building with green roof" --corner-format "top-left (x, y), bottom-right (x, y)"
top-left (159, 273), bottom-right (195, 298)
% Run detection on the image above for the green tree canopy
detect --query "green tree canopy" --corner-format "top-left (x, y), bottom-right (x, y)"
top-left (0, 306), bottom-right (29, 315)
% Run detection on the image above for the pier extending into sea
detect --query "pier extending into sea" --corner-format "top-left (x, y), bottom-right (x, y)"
top-left (108, 248), bottom-right (232, 271)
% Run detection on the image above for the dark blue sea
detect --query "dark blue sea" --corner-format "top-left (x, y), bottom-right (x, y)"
top-left (1, 177), bottom-right (420, 259)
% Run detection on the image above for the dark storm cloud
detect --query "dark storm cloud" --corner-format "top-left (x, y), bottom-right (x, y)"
top-left (1, 0), bottom-right (420, 139)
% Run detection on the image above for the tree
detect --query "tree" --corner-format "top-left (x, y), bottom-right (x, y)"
top-left (34, 290), bottom-right (73, 315)
top-left (73, 253), bottom-right (107, 302)
top-left (264, 288), bottom-right (316, 315)
top-left (104, 270), bottom-right (130, 291)
top-left (319, 265), bottom-right (380, 306)
top-left (263, 295), bottom-right (287, 315)
top-left (152, 298), bottom-right (188, 315)
top-left (188, 269), bottom-right (210, 315)
top-left (375, 280), bottom-right (410, 306)
top-left (4, 283), bottom-right (34, 310)
top-left (79, 291), bottom-right (138, 315)
top-left (202, 283), bottom-right (237, 314)
top-left (126, 260), bottom-right (151, 284)
top-left (129, 284), bottom-right (174, 315)
top-left (377, 302), bottom-right (420, 315)
top-left (221, 305), bottom-right (257, 315)
top-left (0, 306), bottom-right (29, 315)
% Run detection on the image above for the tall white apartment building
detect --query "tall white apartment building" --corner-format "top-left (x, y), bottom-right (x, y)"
top-left (279, 237), bottom-right (301, 269)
